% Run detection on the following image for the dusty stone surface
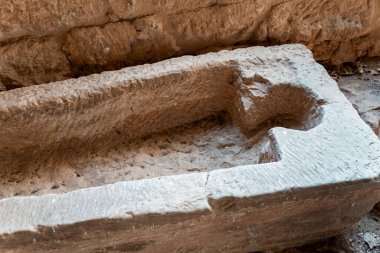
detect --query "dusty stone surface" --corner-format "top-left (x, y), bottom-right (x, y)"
top-left (340, 213), bottom-right (380, 253)
top-left (0, 45), bottom-right (379, 252)
top-left (336, 60), bottom-right (380, 138)
top-left (0, 0), bottom-right (380, 89)
top-left (0, 113), bottom-right (270, 199)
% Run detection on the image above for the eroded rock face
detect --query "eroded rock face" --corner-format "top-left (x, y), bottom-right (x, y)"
top-left (0, 0), bottom-right (379, 89)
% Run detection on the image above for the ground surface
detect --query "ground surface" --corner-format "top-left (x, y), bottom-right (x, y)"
top-left (335, 58), bottom-right (380, 138)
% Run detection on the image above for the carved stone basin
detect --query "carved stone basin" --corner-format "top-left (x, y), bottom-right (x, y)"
top-left (0, 45), bottom-right (379, 252)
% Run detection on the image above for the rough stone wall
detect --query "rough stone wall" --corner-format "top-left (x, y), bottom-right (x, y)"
top-left (0, 0), bottom-right (379, 89)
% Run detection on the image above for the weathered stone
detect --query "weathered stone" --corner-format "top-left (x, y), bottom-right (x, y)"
top-left (0, 45), bottom-right (379, 252)
top-left (0, 0), bottom-right (379, 88)
top-left (0, 37), bottom-right (71, 89)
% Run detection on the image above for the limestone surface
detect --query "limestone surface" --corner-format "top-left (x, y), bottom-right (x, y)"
top-left (0, 0), bottom-right (379, 89)
top-left (0, 45), bottom-right (379, 252)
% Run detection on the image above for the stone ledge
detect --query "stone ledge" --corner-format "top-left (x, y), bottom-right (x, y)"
top-left (0, 0), bottom-right (379, 88)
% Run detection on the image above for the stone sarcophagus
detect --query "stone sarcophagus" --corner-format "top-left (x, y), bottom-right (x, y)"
top-left (0, 45), bottom-right (379, 252)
